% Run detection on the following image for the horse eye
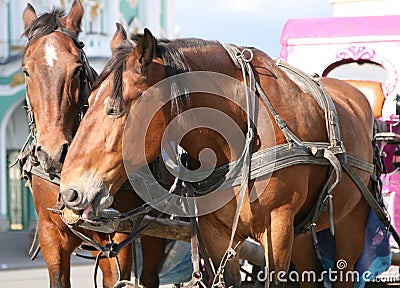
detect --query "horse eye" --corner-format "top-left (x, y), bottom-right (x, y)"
top-left (106, 107), bottom-right (116, 115)
top-left (23, 69), bottom-right (30, 78)
top-left (106, 106), bottom-right (122, 116)
top-left (106, 105), bottom-right (125, 117)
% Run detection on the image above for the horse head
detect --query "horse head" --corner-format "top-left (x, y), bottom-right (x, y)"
top-left (60, 25), bottom-right (168, 215)
top-left (22, 0), bottom-right (90, 173)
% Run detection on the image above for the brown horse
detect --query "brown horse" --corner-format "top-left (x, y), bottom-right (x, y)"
top-left (59, 26), bottom-right (374, 287)
top-left (22, 2), bottom-right (165, 287)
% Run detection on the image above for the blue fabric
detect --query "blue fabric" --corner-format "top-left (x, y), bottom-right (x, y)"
top-left (158, 240), bottom-right (193, 284)
top-left (317, 209), bottom-right (391, 287)
top-left (133, 239), bottom-right (193, 284)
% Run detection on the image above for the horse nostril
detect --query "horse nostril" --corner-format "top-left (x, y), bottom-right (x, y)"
top-left (61, 189), bottom-right (80, 203)
top-left (35, 145), bottom-right (49, 161)
top-left (35, 145), bottom-right (52, 172)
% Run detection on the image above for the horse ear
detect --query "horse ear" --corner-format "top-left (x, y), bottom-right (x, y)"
top-left (134, 28), bottom-right (156, 74)
top-left (23, 3), bottom-right (37, 30)
top-left (61, 0), bottom-right (84, 34)
top-left (111, 23), bottom-right (127, 55)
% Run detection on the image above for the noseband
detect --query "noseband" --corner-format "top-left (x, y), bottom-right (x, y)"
top-left (16, 27), bottom-right (96, 184)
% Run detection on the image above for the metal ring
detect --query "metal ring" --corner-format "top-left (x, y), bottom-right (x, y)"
top-left (241, 48), bottom-right (253, 62)
top-left (192, 271), bottom-right (202, 279)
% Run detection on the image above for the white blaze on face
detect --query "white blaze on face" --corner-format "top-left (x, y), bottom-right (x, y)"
top-left (45, 42), bottom-right (58, 68)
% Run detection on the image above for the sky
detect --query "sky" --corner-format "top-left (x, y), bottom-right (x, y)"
top-left (174, 0), bottom-right (332, 58)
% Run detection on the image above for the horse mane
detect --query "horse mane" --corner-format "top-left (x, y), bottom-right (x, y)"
top-left (92, 40), bottom-right (133, 115)
top-left (22, 8), bottom-right (80, 44)
top-left (94, 35), bottom-right (220, 115)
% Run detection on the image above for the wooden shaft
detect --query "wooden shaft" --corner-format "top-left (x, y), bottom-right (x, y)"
top-left (117, 215), bottom-right (265, 266)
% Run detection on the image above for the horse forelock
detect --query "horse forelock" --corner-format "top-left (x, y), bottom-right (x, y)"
top-left (22, 8), bottom-right (66, 45)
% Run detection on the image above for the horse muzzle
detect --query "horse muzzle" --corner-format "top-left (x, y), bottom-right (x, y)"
top-left (60, 186), bottom-right (114, 217)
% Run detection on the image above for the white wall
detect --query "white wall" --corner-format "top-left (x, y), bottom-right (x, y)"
top-left (6, 105), bottom-right (29, 150)
top-left (0, 0), bottom-right (9, 61)
top-left (328, 0), bottom-right (400, 17)
top-left (0, 97), bottom-right (25, 221)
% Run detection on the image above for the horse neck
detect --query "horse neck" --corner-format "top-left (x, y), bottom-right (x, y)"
top-left (174, 45), bottom-right (316, 163)
top-left (174, 45), bottom-right (253, 165)
top-left (181, 45), bottom-right (242, 77)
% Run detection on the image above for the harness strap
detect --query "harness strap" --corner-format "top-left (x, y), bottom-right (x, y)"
top-left (192, 142), bottom-right (372, 195)
top-left (187, 183), bottom-right (200, 273)
top-left (55, 27), bottom-right (84, 49)
top-left (343, 162), bottom-right (400, 244)
top-left (132, 238), bottom-right (140, 288)
top-left (342, 163), bottom-right (390, 227)
top-left (347, 155), bottom-right (375, 173)
top-left (276, 60), bottom-right (343, 149)
top-left (64, 210), bottom-right (159, 258)
top-left (184, 183), bottom-right (210, 288)
top-left (255, 81), bottom-right (304, 146)
top-left (30, 164), bottom-right (60, 185)
top-left (321, 148), bottom-right (342, 235)
top-left (209, 44), bottom-right (256, 287)
top-left (28, 221), bottom-right (41, 261)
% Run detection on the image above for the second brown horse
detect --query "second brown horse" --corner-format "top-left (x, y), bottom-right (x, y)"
top-left (21, 1), bottom-right (165, 287)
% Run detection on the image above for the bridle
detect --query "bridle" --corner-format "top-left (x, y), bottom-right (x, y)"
top-left (18, 27), bottom-right (95, 182)
top-left (12, 25), bottom-right (97, 264)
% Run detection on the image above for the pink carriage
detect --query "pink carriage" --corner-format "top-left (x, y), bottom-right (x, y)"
top-left (279, 16), bottom-right (400, 285)
top-left (280, 14), bottom-right (400, 252)
top-left (377, 118), bottom-right (400, 247)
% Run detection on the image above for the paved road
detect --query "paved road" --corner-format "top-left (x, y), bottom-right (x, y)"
top-left (1, 231), bottom-right (399, 287)
top-left (0, 264), bottom-right (101, 287)
top-left (0, 231), bottom-right (180, 287)
top-left (0, 231), bottom-right (106, 287)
